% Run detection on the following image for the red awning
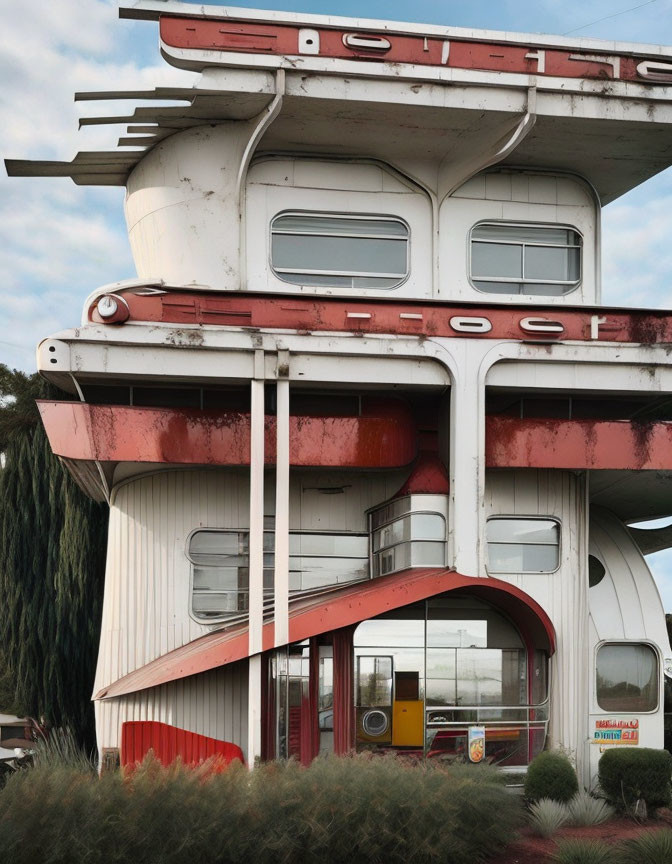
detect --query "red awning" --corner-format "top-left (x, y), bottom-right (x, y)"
top-left (487, 416), bottom-right (672, 470)
top-left (95, 569), bottom-right (555, 700)
top-left (37, 399), bottom-right (416, 468)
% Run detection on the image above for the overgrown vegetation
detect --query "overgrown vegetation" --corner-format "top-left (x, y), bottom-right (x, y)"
top-left (0, 365), bottom-right (108, 751)
top-left (617, 829), bottom-right (672, 864)
top-left (527, 791), bottom-right (614, 839)
top-left (0, 752), bottom-right (524, 864)
top-left (566, 790), bottom-right (614, 827)
top-left (598, 748), bottom-right (672, 814)
top-left (550, 838), bottom-right (612, 864)
top-left (524, 750), bottom-right (579, 803)
top-left (528, 798), bottom-right (570, 837)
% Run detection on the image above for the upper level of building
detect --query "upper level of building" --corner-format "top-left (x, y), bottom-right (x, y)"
top-left (7, 1), bottom-right (672, 307)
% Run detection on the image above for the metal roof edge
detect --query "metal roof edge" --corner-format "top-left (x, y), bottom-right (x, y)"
top-left (119, 0), bottom-right (672, 59)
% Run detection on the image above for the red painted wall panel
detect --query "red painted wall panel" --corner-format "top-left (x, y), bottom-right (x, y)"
top-left (486, 416), bottom-right (672, 470)
top-left (95, 289), bottom-right (672, 346)
top-left (159, 15), bottom-right (647, 83)
top-left (120, 720), bottom-right (244, 768)
top-left (37, 399), bottom-right (416, 468)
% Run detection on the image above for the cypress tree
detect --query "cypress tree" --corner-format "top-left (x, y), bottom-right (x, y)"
top-left (0, 365), bottom-right (107, 751)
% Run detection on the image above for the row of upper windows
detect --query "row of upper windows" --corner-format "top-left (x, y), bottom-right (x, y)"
top-left (270, 212), bottom-right (582, 297)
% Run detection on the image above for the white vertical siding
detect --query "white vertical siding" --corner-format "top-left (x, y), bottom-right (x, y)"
top-left (484, 469), bottom-right (590, 773)
top-left (96, 660), bottom-right (249, 760)
top-left (94, 465), bottom-right (410, 757)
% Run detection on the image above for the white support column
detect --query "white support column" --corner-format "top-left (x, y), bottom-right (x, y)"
top-left (274, 351), bottom-right (290, 647)
top-left (248, 349), bottom-right (265, 766)
top-left (449, 343), bottom-right (484, 577)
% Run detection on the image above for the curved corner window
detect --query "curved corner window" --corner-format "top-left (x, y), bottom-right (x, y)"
top-left (271, 212), bottom-right (409, 290)
top-left (596, 643), bottom-right (658, 712)
top-left (486, 518), bottom-right (559, 573)
top-left (470, 223), bottom-right (582, 296)
top-left (188, 529), bottom-right (273, 622)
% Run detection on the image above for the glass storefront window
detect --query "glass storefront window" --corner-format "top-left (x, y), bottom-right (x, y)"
top-left (596, 643), bottom-right (659, 712)
top-left (351, 596), bottom-right (549, 763)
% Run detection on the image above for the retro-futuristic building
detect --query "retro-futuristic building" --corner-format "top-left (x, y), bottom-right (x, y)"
top-left (8, 1), bottom-right (672, 785)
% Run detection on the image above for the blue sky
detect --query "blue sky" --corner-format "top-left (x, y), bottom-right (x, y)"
top-left (3, 0), bottom-right (672, 606)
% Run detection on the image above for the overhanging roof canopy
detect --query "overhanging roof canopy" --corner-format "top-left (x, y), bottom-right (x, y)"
top-left (5, 3), bottom-right (672, 201)
top-left (95, 567), bottom-right (556, 700)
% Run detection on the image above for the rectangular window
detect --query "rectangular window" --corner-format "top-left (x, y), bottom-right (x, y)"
top-left (188, 529), bottom-right (274, 621)
top-left (189, 528), bottom-right (368, 622)
top-left (486, 518), bottom-right (559, 573)
top-left (471, 223), bottom-right (581, 296)
top-left (271, 212), bottom-right (409, 290)
top-left (596, 643), bottom-right (658, 712)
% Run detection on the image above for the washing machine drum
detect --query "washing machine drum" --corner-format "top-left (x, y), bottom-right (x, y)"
top-left (361, 709), bottom-right (390, 738)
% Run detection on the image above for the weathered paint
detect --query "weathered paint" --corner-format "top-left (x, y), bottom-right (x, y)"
top-left (121, 720), bottom-right (244, 767)
top-left (37, 399), bottom-right (416, 468)
top-left (160, 14), bottom-right (663, 84)
top-left (486, 416), bottom-right (672, 470)
top-left (96, 567), bottom-right (556, 700)
top-left (87, 288), bottom-right (672, 345)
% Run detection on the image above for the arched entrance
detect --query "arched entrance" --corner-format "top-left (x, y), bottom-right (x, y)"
top-left (266, 581), bottom-right (554, 766)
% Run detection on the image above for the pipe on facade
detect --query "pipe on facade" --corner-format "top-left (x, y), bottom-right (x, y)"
top-left (237, 68), bottom-right (286, 291)
top-left (68, 373), bottom-right (111, 503)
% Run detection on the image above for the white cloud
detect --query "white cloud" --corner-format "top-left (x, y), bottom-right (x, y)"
top-left (602, 175), bottom-right (672, 309)
top-left (0, 0), bottom-right (197, 372)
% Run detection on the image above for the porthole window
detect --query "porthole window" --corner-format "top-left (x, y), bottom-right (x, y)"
top-left (271, 212), bottom-right (409, 290)
top-left (596, 643), bottom-right (658, 712)
top-left (486, 518), bottom-right (560, 574)
top-left (588, 555), bottom-right (606, 588)
top-left (470, 223), bottom-right (582, 296)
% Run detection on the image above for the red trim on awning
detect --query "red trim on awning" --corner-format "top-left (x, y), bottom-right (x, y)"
top-left (487, 416), bottom-right (672, 470)
top-left (95, 569), bottom-right (555, 700)
top-left (37, 399), bottom-right (416, 469)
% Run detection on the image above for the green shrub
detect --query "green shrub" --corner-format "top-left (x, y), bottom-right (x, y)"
top-left (0, 752), bottom-right (524, 864)
top-left (616, 829), bottom-right (672, 864)
top-left (551, 838), bottom-right (612, 864)
top-left (528, 798), bottom-right (570, 837)
top-left (566, 790), bottom-right (614, 827)
top-left (525, 750), bottom-right (579, 803)
top-left (598, 748), bottom-right (672, 813)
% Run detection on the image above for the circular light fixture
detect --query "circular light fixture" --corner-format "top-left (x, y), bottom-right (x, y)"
top-left (97, 295), bottom-right (119, 318)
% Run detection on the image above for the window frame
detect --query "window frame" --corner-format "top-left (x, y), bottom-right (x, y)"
top-left (187, 526), bottom-right (370, 624)
top-left (594, 640), bottom-right (661, 715)
top-left (468, 220), bottom-right (583, 296)
top-left (186, 527), bottom-right (274, 624)
top-left (485, 516), bottom-right (561, 575)
top-left (269, 210), bottom-right (411, 291)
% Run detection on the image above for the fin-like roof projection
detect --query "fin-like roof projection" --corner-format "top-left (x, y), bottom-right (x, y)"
top-left (5, 1), bottom-right (672, 202)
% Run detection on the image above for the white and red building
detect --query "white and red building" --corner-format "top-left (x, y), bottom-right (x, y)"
top-left (8, 1), bottom-right (672, 785)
